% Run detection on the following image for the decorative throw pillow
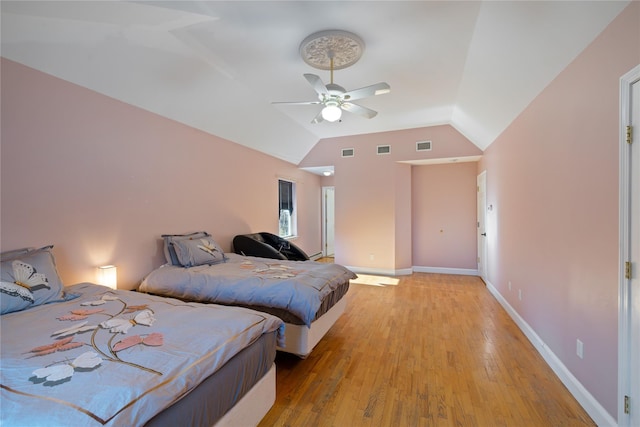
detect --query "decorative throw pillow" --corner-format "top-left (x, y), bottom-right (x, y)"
top-left (0, 247), bottom-right (35, 261)
top-left (162, 232), bottom-right (211, 266)
top-left (0, 245), bottom-right (66, 314)
top-left (171, 237), bottom-right (227, 268)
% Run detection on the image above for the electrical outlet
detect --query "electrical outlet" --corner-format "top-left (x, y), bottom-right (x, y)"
top-left (369, 253), bottom-right (374, 261)
top-left (508, 281), bottom-right (512, 291)
top-left (576, 339), bottom-right (584, 359)
top-left (518, 289), bottom-right (522, 300)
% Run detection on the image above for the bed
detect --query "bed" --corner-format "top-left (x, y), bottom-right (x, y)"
top-left (0, 245), bottom-right (284, 427)
top-left (139, 232), bottom-right (356, 357)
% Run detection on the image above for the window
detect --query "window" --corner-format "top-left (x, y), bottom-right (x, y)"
top-left (278, 179), bottom-right (297, 237)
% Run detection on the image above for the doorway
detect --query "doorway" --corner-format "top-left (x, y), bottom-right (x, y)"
top-left (619, 64), bottom-right (639, 426)
top-left (477, 171), bottom-right (488, 280)
top-left (322, 186), bottom-right (335, 257)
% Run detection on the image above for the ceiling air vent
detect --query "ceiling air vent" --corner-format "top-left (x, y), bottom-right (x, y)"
top-left (341, 148), bottom-right (355, 158)
top-left (377, 145), bottom-right (391, 155)
top-left (416, 140), bottom-right (432, 151)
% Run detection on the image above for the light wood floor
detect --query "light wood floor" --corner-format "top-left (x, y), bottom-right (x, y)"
top-left (258, 272), bottom-right (595, 427)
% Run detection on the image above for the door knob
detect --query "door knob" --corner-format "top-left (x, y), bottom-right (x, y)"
top-left (481, 233), bottom-right (487, 236)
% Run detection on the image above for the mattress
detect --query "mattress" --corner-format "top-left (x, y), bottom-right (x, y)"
top-left (227, 280), bottom-right (350, 325)
top-left (145, 330), bottom-right (277, 426)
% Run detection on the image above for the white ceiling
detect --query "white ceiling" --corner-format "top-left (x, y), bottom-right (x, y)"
top-left (1, 1), bottom-right (629, 165)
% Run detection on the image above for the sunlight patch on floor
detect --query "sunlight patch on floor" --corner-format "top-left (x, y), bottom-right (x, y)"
top-left (350, 274), bottom-right (399, 287)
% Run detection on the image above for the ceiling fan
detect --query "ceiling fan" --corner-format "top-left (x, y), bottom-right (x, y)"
top-left (273, 55), bottom-right (391, 124)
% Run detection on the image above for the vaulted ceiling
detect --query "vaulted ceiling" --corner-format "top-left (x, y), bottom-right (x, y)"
top-left (1, 1), bottom-right (629, 164)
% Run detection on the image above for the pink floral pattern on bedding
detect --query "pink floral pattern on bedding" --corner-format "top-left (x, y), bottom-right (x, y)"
top-left (25, 336), bottom-right (83, 357)
top-left (26, 291), bottom-right (165, 384)
top-left (1, 282), bottom-right (285, 427)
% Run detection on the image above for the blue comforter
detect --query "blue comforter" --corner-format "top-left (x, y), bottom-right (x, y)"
top-left (0, 282), bottom-right (283, 427)
top-left (139, 254), bottom-right (357, 326)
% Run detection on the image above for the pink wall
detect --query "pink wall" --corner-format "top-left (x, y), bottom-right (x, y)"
top-left (394, 163), bottom-right (413, 268)
top-left (412, 162), bottom-right (478, 269)
top-left (1, 58), bottom-right (322, 290)
top-left (334, 156), bottom-right (401, 270)
top-left (301, 125), bottom-right (481, 272)
top-left (478, 2), bottom-right (639, 418)
top-left (300, 125), bottom-right (482, 168)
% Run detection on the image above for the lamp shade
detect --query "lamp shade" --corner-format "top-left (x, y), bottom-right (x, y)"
top-left (321, 104), bottom-right (342, 122)
top-left (97, 265), bottom-right (117, 289)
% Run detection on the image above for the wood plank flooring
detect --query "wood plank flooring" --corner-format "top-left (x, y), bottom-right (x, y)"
top-left (258, 272), bottom-right (596, 427)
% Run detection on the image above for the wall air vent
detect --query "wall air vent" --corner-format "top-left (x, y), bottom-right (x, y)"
top-left (377, 145), bottom-right (391, 155)
top-left (416, 140), bottom-right (432, 151)
top-left (341, 148), bottom-right (355, 158)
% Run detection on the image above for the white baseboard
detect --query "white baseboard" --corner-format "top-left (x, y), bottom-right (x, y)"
top-left (412, 266), bottom-right (479, 276)
top-left (345, 265), bottom-right (478, 277)
top-left (484, 279), bottom-right (617, 427)
top-left (345, 266), bottom-right (413, 276)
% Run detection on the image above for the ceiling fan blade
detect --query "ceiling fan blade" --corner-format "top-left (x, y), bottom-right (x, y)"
top-left (311, 110), bottom-right (325, 124)
top-left (342, 82), bottom-right (391, 101)
top-left (272, 101), bottom-right (322, 105)
top-left (304, 73), bottom-right (329, 97)
top-left (342, 102), bottom-right (378, 119)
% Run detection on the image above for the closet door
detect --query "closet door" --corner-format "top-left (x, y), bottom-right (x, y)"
top-left (322, 187), bottom-right (335, 257)
top-left (477, 171), bottom-right (487, 280)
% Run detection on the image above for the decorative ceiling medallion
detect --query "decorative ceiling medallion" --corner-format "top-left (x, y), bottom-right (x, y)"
top-left (299, 30), bottom-right (364, 70)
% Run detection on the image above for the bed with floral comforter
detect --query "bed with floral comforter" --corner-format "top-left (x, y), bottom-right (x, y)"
top-left (0, 281), bottom-right (284, 426)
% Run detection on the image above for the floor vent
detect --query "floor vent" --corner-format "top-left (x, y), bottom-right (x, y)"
top-left (416, 140), bottom-right (432, 151)
top-left (377, 145), bottom-right (391, 155)
top-left (341, 148), bottom-right (355, 158)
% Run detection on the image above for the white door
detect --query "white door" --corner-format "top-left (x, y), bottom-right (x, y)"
top-left (322, 187), bottom-right (335, 257)
top-left (477, 171), bottom-right (488, 280)
top-left (619, 64), bottom-right (640, 426)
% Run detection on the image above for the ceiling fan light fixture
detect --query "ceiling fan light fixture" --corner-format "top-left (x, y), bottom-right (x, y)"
top-left (273, 30), bottom-right (389, 124)
top-left (322, 103), bottom-right (342, 122)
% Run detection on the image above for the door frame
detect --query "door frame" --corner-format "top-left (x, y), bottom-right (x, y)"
top-left (618, 63), bottom-right (640, 426)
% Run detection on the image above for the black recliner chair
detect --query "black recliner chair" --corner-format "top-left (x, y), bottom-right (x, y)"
top-left (232, 232), bottom-right (310, 261)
